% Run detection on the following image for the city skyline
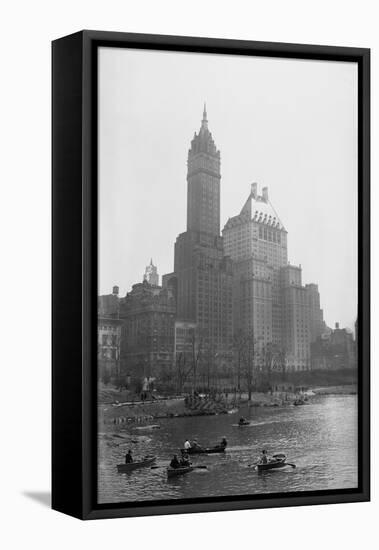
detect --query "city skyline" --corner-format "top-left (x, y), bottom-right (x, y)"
top-left (99, 47), bottom-right (358, 330)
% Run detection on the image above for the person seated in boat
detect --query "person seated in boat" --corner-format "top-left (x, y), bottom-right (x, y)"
top-left (180, 451), bottom-right (191, 467)
top-left (170, 454), bottom-right (181, 469)
top-left (219, 437), bottom-right (227, 449)
top-left (184, 438), bottom-right (191, 450)
top-left (191, 438), bottom-right (202, 450)
top-left (239, 417), bottom-right (247, 425)
top-left (260, 449), bottom-right (268, 464)
top-left (125, 449), bottom-right (133, 464)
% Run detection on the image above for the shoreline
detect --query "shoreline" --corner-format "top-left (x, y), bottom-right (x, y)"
top-left (310, 384), bottom-right (357, 395)
top-left (98, 384), bottom-right (356, 430)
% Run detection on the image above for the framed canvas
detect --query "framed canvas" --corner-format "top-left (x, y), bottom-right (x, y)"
top-left (52, 30), bottom-right (370, 520)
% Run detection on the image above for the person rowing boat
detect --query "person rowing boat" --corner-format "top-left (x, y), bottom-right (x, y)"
top-left (180, 451), bottom-right (191, 467)
top-left (259, 449), bottom-right (269, 464)
top-left (251, 452), bottom-right (295, 471)
top-left (218, 437), bottom-right (227, 449)
top-left (191, 438), bottom-right (203, 450)
top-left (170, 454), bottom-right (181, 469)
top-left (238, 417), bottom-right (249, 426)
top-left (258, 450), bottom-right (286, 466)
top-left (125, 449), bottom-right (133, 464)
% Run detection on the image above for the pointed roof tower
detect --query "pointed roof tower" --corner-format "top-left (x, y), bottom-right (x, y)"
top-left (189, 104), bottom-right (219, 157)
top-left (201, 102), bottom-right (208, 131)
top-left (143, 259), bottom-right (159, 286)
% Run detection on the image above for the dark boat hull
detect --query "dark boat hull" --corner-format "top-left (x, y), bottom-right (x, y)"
top-left (257, 460), bottom-right (287, 471)
top-left (117, 456), bottom-right (156, 473)
top-left (232, 423), bottom-right (250, 427)
top-left (167, 466), bottom-right (194, 478)
top-left (180, 446), bottom-right (225, 455)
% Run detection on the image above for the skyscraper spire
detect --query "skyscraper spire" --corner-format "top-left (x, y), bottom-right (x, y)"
top-left (201, 102), bottom-right (208, 130)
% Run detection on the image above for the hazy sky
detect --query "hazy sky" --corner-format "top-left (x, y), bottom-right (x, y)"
top-left (98, 47), bottom-right (357, 330)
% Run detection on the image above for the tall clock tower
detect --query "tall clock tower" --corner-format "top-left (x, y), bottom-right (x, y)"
top-left (187, 104), bottom-right (221, 236)
top-left (169, 106), bottom-right (233, 365)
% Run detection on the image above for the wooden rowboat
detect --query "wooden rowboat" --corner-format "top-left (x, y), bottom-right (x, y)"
top-left (255, 454), bottom-right (293, 472)
top-left (117, 455), bottom-right (156, 473)
top-left (232, 422), bottom-right (251, 427)
top-left (257, 458), bottom-right (287, 471)
top-left (167, 465), bottom-right (194, 478)
top-left (180, 446), bottom-right (226, 455)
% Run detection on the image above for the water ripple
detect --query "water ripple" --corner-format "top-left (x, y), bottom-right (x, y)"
top-left (98, 395), bottom-right (357, 503)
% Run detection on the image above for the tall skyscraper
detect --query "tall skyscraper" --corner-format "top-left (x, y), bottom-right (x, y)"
top-left (167, 106), bottom-right (233, 367)
top-left (223, 184), bottom-right (288, 352)
top-left (305, 283), bottom-right (326, 342)
top-left (280, 264), bottom-right (311, 370)
top-left (223, 184), bottom-right (325, 371)
top-left (186, 104), bottom-right (221, 236)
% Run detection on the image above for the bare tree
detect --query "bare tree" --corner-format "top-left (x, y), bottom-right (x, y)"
top-left (189, 328), bottom-right (204, 394)
top-left (268, 345), bottom-right (288, 385)
top-left (233, 330), bottom-right (245, 391)
top-left (176, 352), bottom-right (187, 394)
top-left (233, 330), bottom-right (261, 401)
top-left (245, 332), bottom-right (255, 401)
top-left (175, 328), bottom-right (204, 394)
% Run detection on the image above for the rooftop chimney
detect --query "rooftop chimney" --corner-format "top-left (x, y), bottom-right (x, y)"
top-left (251, 182), bottom-right (258, 199)
top-left (335, 322), bottom-right (340, 329)
top-left (262, 187), bottom-right (268, 202)
top-left (112, 285), bottom-right (119, 296)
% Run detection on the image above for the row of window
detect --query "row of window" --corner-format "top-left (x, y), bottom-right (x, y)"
top-left (258, 226), bottom-right (282, 243)
top-left (99, 334), bottom-right (118, 346)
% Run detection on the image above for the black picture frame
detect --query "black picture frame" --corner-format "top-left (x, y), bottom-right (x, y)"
top-left (52, 30), bottom-right (370, 520)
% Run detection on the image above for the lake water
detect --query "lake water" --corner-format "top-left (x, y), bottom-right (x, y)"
top-left (98, 394), bottom-right (358, 504)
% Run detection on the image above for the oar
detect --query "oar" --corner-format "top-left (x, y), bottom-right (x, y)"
top-left (151, 465), bottom-right (208, 470)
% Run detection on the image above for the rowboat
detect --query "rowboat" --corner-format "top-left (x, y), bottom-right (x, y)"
top-left (257, 458), bottom-right (286, 471)
top-left (232, 422), bottom-right (250, 427)
top-left (180, 446), bottom-right (226, 455)
top-left (133, 424), bottom-right (160, 431)
top-left (167, 465), bottom-right (194, 478)
top-left (255, 454), bottom-right (293, 472)
top-left (293, 399), bottom-right (305, 406)
top-left (117, 455), bottom-right (156, 473)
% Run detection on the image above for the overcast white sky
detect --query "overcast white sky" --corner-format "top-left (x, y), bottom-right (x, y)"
top-left (98, 47), bottom-right (357, 330)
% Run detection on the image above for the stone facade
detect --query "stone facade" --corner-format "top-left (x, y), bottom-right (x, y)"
top-left (311, 322), bottom-right (356, 370)
top-left (280, 265), bottom-right (311, 371)
top-left (305, 283), bottom-right (325, 343)
top-left (119, 280), bottom-right (176, 378)
top-left (97, 287), bottom-right (122, 379)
